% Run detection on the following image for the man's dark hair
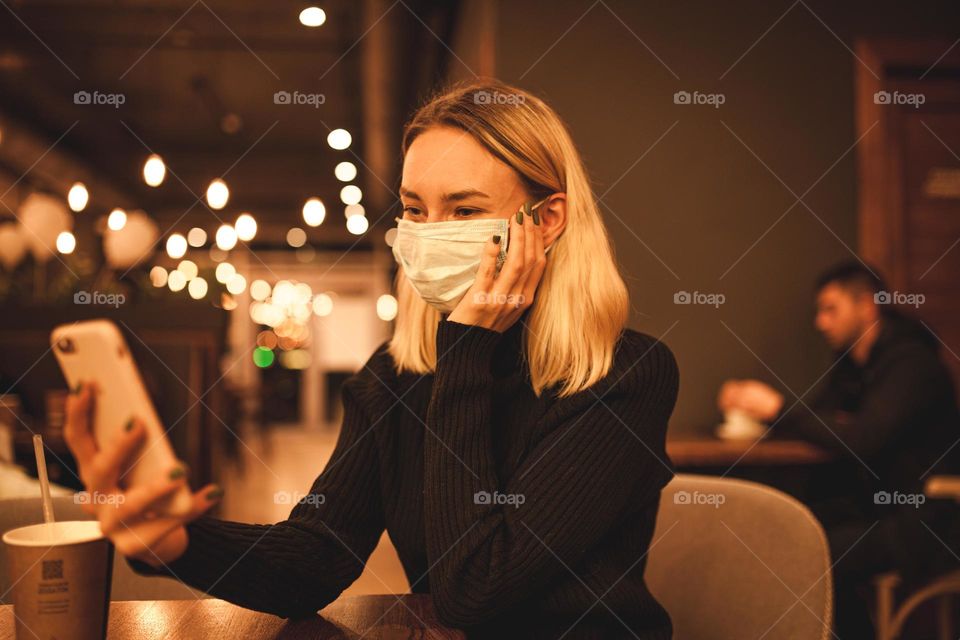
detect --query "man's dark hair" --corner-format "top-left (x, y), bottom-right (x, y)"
top-left (814, 261), bottom-right (888, 298)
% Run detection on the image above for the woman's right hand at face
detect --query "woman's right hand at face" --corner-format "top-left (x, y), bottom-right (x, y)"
top-left (63, 381), bottom-right (222, 568)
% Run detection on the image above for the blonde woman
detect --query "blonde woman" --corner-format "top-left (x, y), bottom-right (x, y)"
top-left (64, 80), bottom-right (679, 639)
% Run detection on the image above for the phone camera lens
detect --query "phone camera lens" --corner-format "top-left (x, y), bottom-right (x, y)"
top-left (56, 337), bottom-right (75, 354)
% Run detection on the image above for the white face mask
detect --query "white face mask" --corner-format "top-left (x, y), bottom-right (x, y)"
top-left (391, 201), bottom-right (552, 314)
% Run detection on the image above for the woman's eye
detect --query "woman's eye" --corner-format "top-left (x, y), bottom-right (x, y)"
top-left (402, 206), bottom-right (422, 216)
top-left (455, 208), bottom-right (481, 217)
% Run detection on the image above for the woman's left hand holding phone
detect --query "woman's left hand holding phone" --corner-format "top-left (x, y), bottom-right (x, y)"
top-left (64, 381), bottom-right (222, 568)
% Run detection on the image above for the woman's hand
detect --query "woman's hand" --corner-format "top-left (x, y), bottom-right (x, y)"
top-left (63, 381), bottom-right (222, 568)
top-left (447, 201), bottom-right (547, 332)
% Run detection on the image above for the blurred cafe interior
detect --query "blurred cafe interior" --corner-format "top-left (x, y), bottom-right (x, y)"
top-left (2, 1), bottom-right (960, 638)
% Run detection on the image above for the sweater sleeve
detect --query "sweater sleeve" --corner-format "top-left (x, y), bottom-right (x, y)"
top-left (776, 344), bottom-right (944, 459)
top-left (125, 349), bottom-right (387, 619)
top-left (423, 319), bottom-right (677, 627)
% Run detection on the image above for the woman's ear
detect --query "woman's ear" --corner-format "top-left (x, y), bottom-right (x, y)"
top-left (539, 193), bottom-right (567, 249)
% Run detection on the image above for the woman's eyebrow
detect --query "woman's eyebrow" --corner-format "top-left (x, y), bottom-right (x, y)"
top-left (398, 187), bottom-right (490, 202)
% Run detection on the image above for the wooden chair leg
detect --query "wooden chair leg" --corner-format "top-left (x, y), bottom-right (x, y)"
top-left (874, 573), bottom-right (899, 640)
top-left (937, 594), bottom-right (953, 640)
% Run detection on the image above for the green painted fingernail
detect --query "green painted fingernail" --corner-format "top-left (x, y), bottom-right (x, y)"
top-left (169, 466), bottom-right (186, 480)
top-left (492, 234), bottom-right (501, 244)
top-left (516, 209), bottom-right (523, 224)
top-left (523, 202), bottom-right (531, 217)
top-left (124, 417), bottom-right (135, 432)
top-left (206, 486), bottom-right (224, 501)
top-left (533, 209), bottom-right (540, 225)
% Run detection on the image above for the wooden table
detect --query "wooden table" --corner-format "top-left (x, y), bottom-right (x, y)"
top-left (666, 437), bottom-right (834, 468)
top-left (0, 595), bottom-right (465, 639)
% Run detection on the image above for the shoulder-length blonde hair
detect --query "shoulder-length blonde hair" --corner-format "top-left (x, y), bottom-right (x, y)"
top-left (388, 79), bottom-right (629, 398)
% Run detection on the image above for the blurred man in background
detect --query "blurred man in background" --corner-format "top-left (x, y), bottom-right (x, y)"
top-left (719, 261), bottom-right (960, 637)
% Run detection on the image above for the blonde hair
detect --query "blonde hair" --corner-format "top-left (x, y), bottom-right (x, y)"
top-left (389, 79), bottom-right (629, 398)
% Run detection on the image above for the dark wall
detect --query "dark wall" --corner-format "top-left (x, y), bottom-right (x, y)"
top-left (491, 0), bottom-right (960, 434)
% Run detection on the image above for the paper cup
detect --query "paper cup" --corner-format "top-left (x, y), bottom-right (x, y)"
top-left (3, 520), bottom-right (113, 640)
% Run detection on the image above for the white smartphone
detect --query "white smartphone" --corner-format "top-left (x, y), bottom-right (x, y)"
top-left (50, 319), bottom-right (194, 516)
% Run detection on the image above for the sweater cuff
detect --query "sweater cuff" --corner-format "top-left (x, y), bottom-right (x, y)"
top-left (123, 517), bottom-right (214, 580)
top-left (435, 319), bottom-right (503, 382)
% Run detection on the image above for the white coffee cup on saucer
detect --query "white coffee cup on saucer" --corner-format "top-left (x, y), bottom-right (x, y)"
top-left (716, 408), bottom-right (767, 441)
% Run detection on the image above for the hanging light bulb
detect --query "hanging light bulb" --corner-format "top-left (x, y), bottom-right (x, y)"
top-left (56, 231), bottom-right (76, 254)
top-left (235, 213), bottom-right (257, 241)
top-left (226, 273), bottom-right (246, 294)
top-left (187, 227), bottom-right (207, 247)
top-left (340, 185), bottom-right (362, 205)
top-left (299, 7), bottom-right (326, 27)
top-left (377, 294), bottom-right (398, 321)
top-left (67, 182), bottom-right (89, 212)
top-left (327, 129), bottom-right (351, 150)
top-left (215, 224), bottom-right (238, 250)
top-left (206, 179), bottom-right (229, 209)
top-left (166, 233), bottom-right (188, 259)
top-left (188, 276), bottom-right (208, 299)
top-left (215, 261), bottom-right (235, 284)
top-left (143, 154), bottom-right (166, 187)
top-left (344, 203), bottom-right (364, 218)
top-left (176, 259), bottom-right (198, 280)
top-left (286, 227), bottom-right (306, 247)
top-left (168, 270), bottom-right (187, 292)
top-left (302, 198), bottom-right (325, 227)
top-left (250, 279), bottom-right (271, 301)
top-left (149, 266), bottom-right (168, 287)
top-left (107, 208), bottom-right (127, 231)
top-left (334, 161), bottom-right (357, 182)
top-left (346, 214), bottom-right (368, 235)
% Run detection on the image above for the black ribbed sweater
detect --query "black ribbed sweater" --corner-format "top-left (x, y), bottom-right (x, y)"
top-left (128, 317), bottom-right (679, 639)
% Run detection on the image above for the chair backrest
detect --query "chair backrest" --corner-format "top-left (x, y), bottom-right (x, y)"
top-left (0, 496), bottom-right (208, 603)
top-left (645, 474), bottom-right (832, 640)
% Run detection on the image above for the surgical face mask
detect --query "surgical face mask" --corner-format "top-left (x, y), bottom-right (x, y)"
top-left (391, 200), bottom-right (553, 313)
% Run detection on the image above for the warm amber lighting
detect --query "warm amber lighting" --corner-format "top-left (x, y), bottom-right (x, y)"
top-left (206, 179), bottom-right (229, 209)
top-left (143, 154), bottom-right (166, 187)
top-left (67, 183), bottom-right (89, 212)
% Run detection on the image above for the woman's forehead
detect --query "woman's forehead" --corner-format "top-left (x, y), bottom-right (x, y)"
top-left (402, 127), bottom-right (520, 198)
